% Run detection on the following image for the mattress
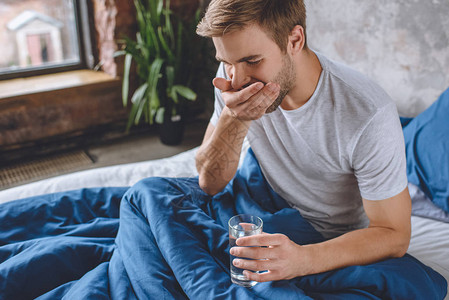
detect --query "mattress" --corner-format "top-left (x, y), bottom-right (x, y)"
top-left (0, 145), bottom-right (448, 298)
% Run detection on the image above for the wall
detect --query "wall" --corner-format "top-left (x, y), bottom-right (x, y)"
top-left (305, 0), bottom-right (449, 117)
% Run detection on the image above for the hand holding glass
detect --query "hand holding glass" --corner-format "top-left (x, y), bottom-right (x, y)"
top-left (228, 214), bottom-right (263, 287)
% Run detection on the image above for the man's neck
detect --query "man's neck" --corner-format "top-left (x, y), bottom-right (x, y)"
top-left (281, 48), bottom-right (322, 111)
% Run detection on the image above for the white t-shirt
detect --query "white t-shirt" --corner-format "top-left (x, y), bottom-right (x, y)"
top-left (210, 51), bottom-right (408, 238)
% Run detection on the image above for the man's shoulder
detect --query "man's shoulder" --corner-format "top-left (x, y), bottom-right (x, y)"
top-left (317, 52), bottom-right (393, 111)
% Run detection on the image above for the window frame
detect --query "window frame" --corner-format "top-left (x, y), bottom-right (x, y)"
top-left (0, 0), bottom-right (95, 81)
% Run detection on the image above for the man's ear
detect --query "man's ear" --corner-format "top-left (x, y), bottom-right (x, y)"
top-left (288, 25), bottom-right (305, 54)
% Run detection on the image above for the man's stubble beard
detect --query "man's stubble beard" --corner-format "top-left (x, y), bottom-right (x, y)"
top-left (265, 54), bottom-right (296, 114)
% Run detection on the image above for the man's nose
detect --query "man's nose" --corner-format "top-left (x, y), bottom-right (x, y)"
top-left (229, 65), bottom-right (251, 91)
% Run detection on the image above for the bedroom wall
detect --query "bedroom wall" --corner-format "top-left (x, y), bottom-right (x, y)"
top-left (305, 0), bottom-right (449, 117)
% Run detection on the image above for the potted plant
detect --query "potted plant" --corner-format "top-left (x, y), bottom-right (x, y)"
top-left (117, 0), bottom-right (203, 145)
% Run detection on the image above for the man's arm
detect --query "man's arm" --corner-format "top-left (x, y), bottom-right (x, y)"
top-left (195, 109), bottom-right (250, 195)
top-left (230, 187), bottom-right (411, 281)
top-left (195, 78), bottom-right (280, 195)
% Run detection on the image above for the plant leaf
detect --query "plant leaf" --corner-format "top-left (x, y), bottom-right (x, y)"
top-left (173, 85), bottom-right (197, 101)
top-left (137, 32), bottom-right (151, 61)
top-left (135, 0), bottom-right (147, 36)
top-left (147, 21), bottom-right (160, 57)
top-left (131, 82), bottom-right (148, 104)
top-left (122, 53), bottom-right (133, 107)
top-left (169, 87), bottom-right (178, 103)
top-left (126, 101), bottom-right (139, 132)
top-left (155, 107), bottom-right (165, 124)
top-left (157, 26), bottom-right (174, 62)
top-left (156, 0), bottom-right (163, 17)
top-left (148, 0), bottom-right (159, 26)
top-left (148, 58), bottom-right (164, 105)
top-left (146, 58), bottom-right (163, 124)
top-left (164, 0), bottom-right (174, 45)
top-left (114, 50), bottom-right (126, 57)
top-left (122, 0), bottom-right (203, 131)
top-left (175, 21), bottom-right (183, 71)
top-left (134, 93), bottom-right (147, 125)
top-left (151, 107), bottom-right (158, 120)
top-left (166, 65), bottom-right (174, 89)
top-left (143, 100), bottom-right (149, 123)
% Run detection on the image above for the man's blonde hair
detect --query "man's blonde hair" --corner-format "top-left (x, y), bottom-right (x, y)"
top-left (196, 0), bottom-right (307, 52)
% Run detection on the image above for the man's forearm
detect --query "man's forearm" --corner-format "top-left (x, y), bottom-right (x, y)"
top-left (232, 188), bottom-right (412, 282)
top-left (196, 107), bottom-right (251, 195)
top-left (299, 191), bottom-right (412, 276)
top-left (301, 226), bottom-right (410, 276)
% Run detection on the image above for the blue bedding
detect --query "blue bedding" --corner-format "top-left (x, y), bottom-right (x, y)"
top-left (402, 87), bottom-right (449, 214)
top-left (0, 149), bottom-right (447, 299)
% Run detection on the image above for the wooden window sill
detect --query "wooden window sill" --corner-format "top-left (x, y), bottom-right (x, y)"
top-left (0, 70), bottom-right (127, 150)
top-left (0, 70), bottom-right (119, 100)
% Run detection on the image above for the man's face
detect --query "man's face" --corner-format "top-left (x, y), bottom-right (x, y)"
top-left (212, 24), bottom-right (296, 113)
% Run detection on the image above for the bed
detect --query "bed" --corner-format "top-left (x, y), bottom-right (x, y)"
top-left (1, 88), bottom-right (449, 299)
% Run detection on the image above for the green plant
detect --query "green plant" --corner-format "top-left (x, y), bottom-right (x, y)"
top-left (117, 0), bottom-right (202, 131)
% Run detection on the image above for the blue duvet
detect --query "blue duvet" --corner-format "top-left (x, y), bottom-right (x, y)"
top-left (0, 149), bottom-right (447, 299)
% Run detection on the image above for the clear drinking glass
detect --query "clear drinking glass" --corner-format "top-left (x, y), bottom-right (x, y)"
top-left (228, 214), bottom-right (263, 287)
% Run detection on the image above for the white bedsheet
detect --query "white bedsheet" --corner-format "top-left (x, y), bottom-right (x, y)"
top-left (409, 216), bottom-right (449, 299)
top-left (0, 148), bottom-right (199, 205)
top-left (0, 145), bottom-right (447, 298)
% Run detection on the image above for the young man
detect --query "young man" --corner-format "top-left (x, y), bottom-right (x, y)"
top-left (196, 0), bottom-right (411, 282)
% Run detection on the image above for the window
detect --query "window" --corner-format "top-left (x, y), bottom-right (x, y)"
top-left (0, 0), bottom-right (93, 80)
